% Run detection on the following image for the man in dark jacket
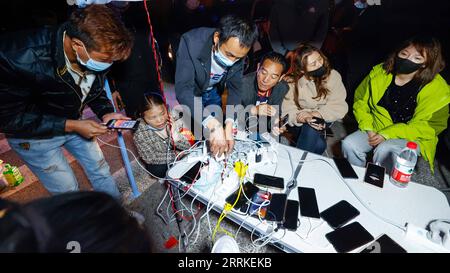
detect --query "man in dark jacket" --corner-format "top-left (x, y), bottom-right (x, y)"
top-left (240, 51), bottom-right (289, 135)
top-left (175, 15), bottom-right (258, 157)
top-left (0, 5), bottom-right (133, 199)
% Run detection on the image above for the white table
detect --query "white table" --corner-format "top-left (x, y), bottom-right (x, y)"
top-left (167, 142), bottom-right (450, 253)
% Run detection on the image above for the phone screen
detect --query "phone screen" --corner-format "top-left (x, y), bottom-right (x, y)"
top-left (266, 193), bottom-right (287, 222)
top-left (283, 200), bottom-right (299, 230)
top-left (311, 117), bottom-right (325, 125)
top-left (298, 187), bottom-right (320, 218)
top-left (107, 119), bottom-right (139, 130)
top-left (333, 157), bottom-right (359, 179)
top-left (325, 222), bottom-right (374, 253)
top-left (253, 173), bottom-right (284, 190)
top-left (320, 200), bottom-right (360, 229)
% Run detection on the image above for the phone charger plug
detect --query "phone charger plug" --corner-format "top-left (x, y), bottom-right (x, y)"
top-left (405, 223), bottom-right (450, 253)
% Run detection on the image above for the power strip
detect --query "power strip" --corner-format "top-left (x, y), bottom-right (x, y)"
top-left (405, 223), bottom-right (450, 253)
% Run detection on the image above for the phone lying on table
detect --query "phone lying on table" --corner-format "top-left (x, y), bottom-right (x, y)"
top-left (106, 119), bottom-right (139, 130)
top-left (325, 222), bottom-right (374, 253)
top-left (363, 163), bottom-right (385, 188)
top-left (333, 157), bottom-right (358, 179)
top-left (265, 193), bottom-right (287, 222)
top-left (253, 173), bottom-right (284, 190)
top-left (320, 200), bottom-right (360, 229)
top-left (283, 200), bottom-right (300, 230)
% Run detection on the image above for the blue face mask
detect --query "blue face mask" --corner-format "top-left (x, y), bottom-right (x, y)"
top-left (354, 1), bottom-right (368, 9)
top-left (76, 44), bottom-right (113, 72)
top-left (213, 44), bottom-right (238, 68)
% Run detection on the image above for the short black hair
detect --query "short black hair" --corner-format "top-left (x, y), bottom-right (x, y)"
top-left (260, 51), bottom-right (289, 74)
top-left (217, 14), bottom-right (258, 48)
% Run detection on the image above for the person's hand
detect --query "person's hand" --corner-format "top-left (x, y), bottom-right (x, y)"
top-left (224, 122), bottom-right (235, 156)
top-left (368, 133), bottom-right (385, 147)
top-left (296, 111), bottom-right (314, 123)
top-left (367, 130), bottom-right (376, 139)
top-left (251, 104), bottom-right (276, 116)
top-left (207, 119), bottom-right (228, 158)
top-left (65, 119), bottom-right (108, 139)
top-left (271, 118), bottom-right (287, 136)
top-left (112, 91), bottom-right (125, 111)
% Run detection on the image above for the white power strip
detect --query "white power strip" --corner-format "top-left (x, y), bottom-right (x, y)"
top-left (405, 223), bottom-right (450, 253)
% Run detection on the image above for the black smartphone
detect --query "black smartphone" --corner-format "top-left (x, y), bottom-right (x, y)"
top-left (364, 163), bottom-right (385, 188)
top-left (179, 161), bottom-right (202, 184)
top-left (279, 114), bottom-right (289, 128)
top-left (106, 119), bottom-right (139, 130)
top-left (253, 173), bottom-right (284, 190)
top-left (226, 182), bottom-right (260, 210)
top-left (283, 200), bottom-right (299, 230)
top-left (333, 157), bottom-right (358, 179)
top-left (320, 200), bottom-right (360, 229)
top-left (311, 117), bottom-right (325, 126)
top-left (325, 222), bottom-right (374, 253)
top-left (266, 193), bottom-right (287, 222)
top-left (360, 234), bottom-right (407, 253)
top-left (297, 187), bottom-right (320, 218)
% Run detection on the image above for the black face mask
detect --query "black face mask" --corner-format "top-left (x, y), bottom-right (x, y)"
top-left (394, 56), bottom-right (423, 75)
top-left (306, 66), bottom-right (326, 78)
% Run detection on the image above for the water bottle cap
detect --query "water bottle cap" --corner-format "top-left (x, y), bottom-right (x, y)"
top-left (407, 142), bottom-right (417, 150)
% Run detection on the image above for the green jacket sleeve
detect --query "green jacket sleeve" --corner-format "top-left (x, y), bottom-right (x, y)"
top-left (353, 74), bottom-right (375, 132)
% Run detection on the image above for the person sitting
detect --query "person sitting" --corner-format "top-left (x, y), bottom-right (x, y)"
top-left (240, 51), bottom-right (289, 134)
top-left (281, 43), bottom-right (348, 154)
top-left (341, 36), bottom-right (450, 172)
top-left (0, 191), bottom-right (153, 253)
top-left (133, 93), bottom-right (193, 178)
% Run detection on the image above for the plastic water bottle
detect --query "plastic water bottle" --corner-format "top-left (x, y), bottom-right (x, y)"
top-left (390, 141), bottom-right (418, 188)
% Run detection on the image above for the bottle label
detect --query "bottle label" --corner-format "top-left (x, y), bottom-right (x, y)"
top-left (391, 162), bottom-right (414, 184)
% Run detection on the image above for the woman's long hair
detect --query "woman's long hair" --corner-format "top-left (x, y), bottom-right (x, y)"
top-left (286, 43), bottom-right (332, 109)
top-left (383, 36), bottom-right (445, 86)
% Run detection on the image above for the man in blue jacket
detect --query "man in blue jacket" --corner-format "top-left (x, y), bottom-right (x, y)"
top-left (0, 5), bottom-right (133, 199)
top-left (175, 15), bottom-right (258, 157)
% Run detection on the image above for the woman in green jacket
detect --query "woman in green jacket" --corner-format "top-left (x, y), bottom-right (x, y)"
top-left (342, 36), bottom-right (450, 172)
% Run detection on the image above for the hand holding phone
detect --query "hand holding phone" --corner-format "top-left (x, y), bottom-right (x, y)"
top-left (311, 117), bottom-right (325, 126)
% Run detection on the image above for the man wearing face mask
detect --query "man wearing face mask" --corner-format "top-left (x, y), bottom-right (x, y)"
top-left (175, 15), bottom-right (258, 157)
top-left (0, 5), bottom-right (134, 199)
top-left (342, 36), bottom-right (450, 173)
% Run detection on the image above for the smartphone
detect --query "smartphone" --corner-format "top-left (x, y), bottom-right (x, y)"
top-left (106, 119), bottom-right (139, 130)
top-left (311, 117), bottom-right (325, 126)
top-left (266, 193), bottom-right (287, 222)
top-left (298, 187), bottom-right (320, 218)
top-left (320, 200), bottom-right (360, 229)
top-left (226, 182), bottom-right (260, 210)
top-left (333, 157), bottom-right (359, 179)
top-left (249, 190), bottom-right (272, 218)
top-left (179, 161), bottom-right (202, 184)
top-left (253, 173), bottom-right (284, 190)
top-left (325, 222), bottom-right (374, 253)
top-left (283, 200), bottom-right (299, 230)
top-left (360, 234), bottom-right (407, 253)
top-left (279, 114), bottom-right (289, 128)
top-left (364, 163), bottom-right (385, 188)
